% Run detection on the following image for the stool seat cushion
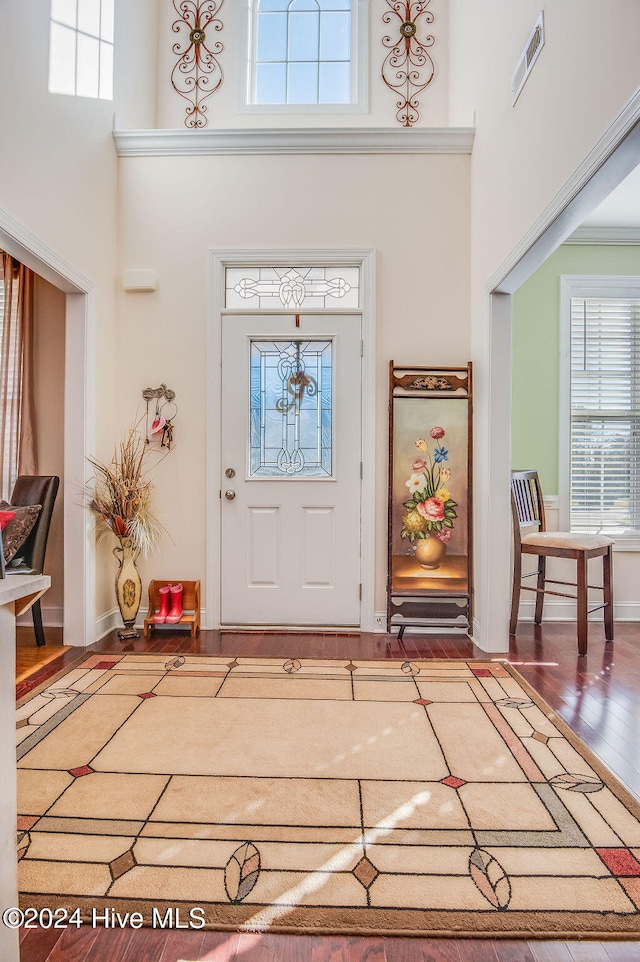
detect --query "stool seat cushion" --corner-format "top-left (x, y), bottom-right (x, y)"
top-left (522, 531), bottom-right (614, 551)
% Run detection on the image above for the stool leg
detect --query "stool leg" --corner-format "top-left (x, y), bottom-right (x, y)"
top-left (603, 546), bottom-right (614, 641)
top-left (576, 552), bottom-right (588, 656)
top-left (534, 556), bottom-right (546, 625)
top-left (510, 550), bottom-right (522, 635)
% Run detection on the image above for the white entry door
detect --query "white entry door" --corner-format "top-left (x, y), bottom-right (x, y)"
top-left (221, 314), bottom-right (362, 626)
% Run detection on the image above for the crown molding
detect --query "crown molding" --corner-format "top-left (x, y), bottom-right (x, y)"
top-left (113, 127), bottom-right (475, 157)
top-left (564, 226), bottom-right (640, 245)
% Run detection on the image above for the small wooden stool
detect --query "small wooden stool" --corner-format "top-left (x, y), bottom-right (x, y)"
top-left (144, 579), bottom-right (201, 639)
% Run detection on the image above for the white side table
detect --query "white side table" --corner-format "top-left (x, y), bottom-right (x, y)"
top-left (0, 574), bottom-right (50, 962)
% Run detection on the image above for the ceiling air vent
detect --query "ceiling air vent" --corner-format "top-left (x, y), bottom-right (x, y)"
top-left (511, 12), bottom-right (545, 105)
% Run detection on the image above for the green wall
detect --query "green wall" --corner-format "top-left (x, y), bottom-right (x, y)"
top-left (511, 244), bottom-right (640, 494)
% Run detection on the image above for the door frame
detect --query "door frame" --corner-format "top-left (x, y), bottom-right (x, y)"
top-left (475, 94), bottom-right (640, 651)
top-left (0, 206), bottom-right (96, 648)
top-left (207, 248), bottom-right (376, 630)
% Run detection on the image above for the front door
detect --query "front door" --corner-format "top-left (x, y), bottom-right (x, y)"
top-left (221, 314), bottom-right (362, 626)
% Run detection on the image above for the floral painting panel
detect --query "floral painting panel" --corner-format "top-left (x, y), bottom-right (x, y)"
top-left (391, 397), bottom-right (469, 563)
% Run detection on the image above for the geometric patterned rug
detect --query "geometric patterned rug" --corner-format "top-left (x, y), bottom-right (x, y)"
top-left (16, 655), bottom-right (640, 938)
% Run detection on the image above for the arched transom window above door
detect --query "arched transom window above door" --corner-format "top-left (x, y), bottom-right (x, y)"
top-left (241, 0), bottom-right (367, 111)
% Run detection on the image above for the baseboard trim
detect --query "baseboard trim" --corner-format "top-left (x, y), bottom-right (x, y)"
top-left (24, 604), bottom-right (220, 637)
top-left (374, 611), bottom-right (386, 633)
top-left (80, 598), bottom-right (640, 642)
top-left (95, 607), bottom-right (120, 641)
top-left (470, 618), bottom-right (481, 649)
top-left (96, 606), bottom-right (215, 642)
top-left (518, 600), bottom-right (640, 621)
top-left (95, 608), bottom-right (378, 639)
top-left (16, 606), bottom-right (63, 628)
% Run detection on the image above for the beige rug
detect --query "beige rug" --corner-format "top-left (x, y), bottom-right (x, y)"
top-left (16, 654), bottom-right (640, 938)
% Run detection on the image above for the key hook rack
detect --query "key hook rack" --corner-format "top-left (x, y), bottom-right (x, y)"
top-left (142, 384), bottom-right (178, 450)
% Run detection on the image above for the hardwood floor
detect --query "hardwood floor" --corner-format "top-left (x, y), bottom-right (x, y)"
top-left (16, 622), bottom-right (640, 961)
top-left (15, 628), bottom-right (71, 684)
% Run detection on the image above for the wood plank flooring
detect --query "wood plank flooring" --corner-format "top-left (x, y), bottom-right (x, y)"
top-left (16, 622), bottom-right (640, 961)
top-left (15, 627), bottom-right (65, 684)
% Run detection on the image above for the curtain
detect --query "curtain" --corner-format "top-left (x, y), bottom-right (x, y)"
top-left (0, 253), bottom-right (38, 500)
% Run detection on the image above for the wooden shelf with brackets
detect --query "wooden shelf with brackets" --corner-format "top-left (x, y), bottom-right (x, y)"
top-left (143, 579), bottom-right (200, 639)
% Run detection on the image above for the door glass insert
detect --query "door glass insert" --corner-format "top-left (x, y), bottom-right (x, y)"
top-left (250, 339), bottom-right (332, 477)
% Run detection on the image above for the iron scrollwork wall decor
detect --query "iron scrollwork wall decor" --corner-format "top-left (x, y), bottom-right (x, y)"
top-left (382, 0), bottom-right (435, 126)
top-left (171, 0), bottom-right (224, 128)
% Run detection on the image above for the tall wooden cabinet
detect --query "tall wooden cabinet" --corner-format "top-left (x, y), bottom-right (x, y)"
top-left (387, 363), bottom-right (473, 636)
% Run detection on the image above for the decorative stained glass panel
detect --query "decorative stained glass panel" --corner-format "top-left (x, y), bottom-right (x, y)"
top-left (250, 339), bottom-right (333, 477)
top-left (225, 265), bottom-right (360, 310)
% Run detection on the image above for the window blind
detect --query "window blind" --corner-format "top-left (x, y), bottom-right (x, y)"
top-left (570, 296), bottom-right (640, 534)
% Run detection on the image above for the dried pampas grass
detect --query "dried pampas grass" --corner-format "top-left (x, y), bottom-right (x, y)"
top-left (86, 427), bottom-right (164, 557)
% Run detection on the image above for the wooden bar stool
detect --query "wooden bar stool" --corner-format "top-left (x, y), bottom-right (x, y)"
top-left (510, 470), bottom-right (614, 655)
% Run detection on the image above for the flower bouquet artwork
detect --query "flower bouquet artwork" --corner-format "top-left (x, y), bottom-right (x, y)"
top-left (401, 426), bottom-right (457, 569)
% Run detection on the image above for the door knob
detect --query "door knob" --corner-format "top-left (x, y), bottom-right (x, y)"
top-left (225, 489), bottom-right (236, 500)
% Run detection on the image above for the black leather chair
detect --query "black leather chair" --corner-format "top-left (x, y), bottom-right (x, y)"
top-left (6, 475), bottom-right (60, 647)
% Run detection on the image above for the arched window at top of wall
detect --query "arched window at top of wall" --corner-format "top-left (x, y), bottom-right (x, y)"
top-left (249, 0), bottom-right (356, 106)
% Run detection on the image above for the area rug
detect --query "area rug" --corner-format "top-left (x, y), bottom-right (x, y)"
top-left (15, 655), bottom-right (640, 939)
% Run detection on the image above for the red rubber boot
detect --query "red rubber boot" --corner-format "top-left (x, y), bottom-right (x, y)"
top-left (153, 585), bottom-right (171, 624)
top-left (165, 583), bottom-right (184, 624)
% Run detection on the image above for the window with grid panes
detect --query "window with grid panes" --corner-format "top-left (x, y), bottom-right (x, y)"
top-left (49, 0), bottom-right (114, 100)
top-left (570, 294), bottom-right (640, 535)
top-left (248, 0), bottom-right (359, 106)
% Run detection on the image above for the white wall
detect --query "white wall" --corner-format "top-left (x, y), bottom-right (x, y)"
top-left (448, 0), bottom-right (640, 650)
top-left (450, 1), bottom-right (640, 279)
top-left (0, 0), bottom-right (160, 620)
top-left (0, 0), bottom-right (461, 631)
top-left (117, 151), bottom-right (470, 620)
top-left (153, 0), bottom-right (450, 129)
top-left (114, 0), bottom-right (160, 129)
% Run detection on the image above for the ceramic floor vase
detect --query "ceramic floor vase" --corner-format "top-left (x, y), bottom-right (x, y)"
top-left (114, 536), bottom-right (142, 639)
